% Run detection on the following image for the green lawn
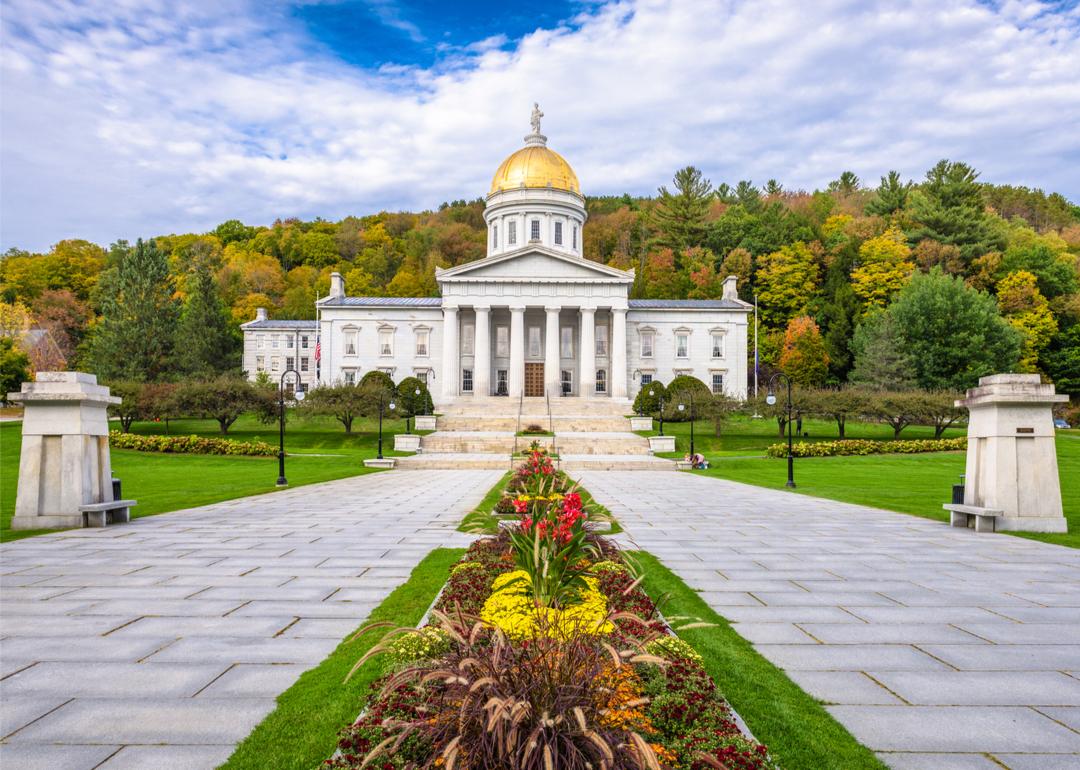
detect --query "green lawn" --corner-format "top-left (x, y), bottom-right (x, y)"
top-left (221, 547), bottom-right (465, 770)
top-left (698, 434), bottom-right (1080, 550)
top-left (638, 413), bottom-right (967, 458)
top-left (636, 552), bottom-right (886, 770)
top-left (0, 411), bottom-right (421, 542)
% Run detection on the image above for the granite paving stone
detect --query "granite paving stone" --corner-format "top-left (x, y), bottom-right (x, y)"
top-left (0, 469), bottom-right (499, 767)
top-left (576, 470), bottom-right (1080, 765)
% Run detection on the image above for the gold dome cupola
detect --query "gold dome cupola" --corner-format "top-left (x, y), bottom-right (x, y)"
top-left (489, 104), bottom-right (581, 195)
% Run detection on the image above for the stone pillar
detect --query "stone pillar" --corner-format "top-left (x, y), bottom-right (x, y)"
top-left (545, 306), bottom-right (561, 397)
top-left (442, 306), bottom-right (458, 400)
top-left (611, 308), bottom-right (628, 399)
top-left (474, 305), bottom-right (491, 398)
top-left (508, 306), bottom-right (525, 398)
top-left (958, 373), bottom-right (1068, 532)
top-left (9, 372), bottom-right (120, 530)
top-left (579, 307), bottom-right (596, 398)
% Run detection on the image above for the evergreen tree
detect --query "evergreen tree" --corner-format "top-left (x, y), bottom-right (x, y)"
top-left (828, 171), bottom-right (861, 196)
top-left (850, 310), bottom-right (917, 390)
top-left (86, 239), bottom-right (178, 382)
top-left (820, 282), bottom-right (859, 382)
top-left (906, 160), bottom-right (1006, 261)
top-left (654, 166), bottom-right (713, 252)
top-left (865, 171), bottom-right (911, 216)
top-left (176, 263), bottom-right (237, 377)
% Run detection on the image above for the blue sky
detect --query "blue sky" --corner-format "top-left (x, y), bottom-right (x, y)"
top-left (2, 0), bottom-right (1079, 252)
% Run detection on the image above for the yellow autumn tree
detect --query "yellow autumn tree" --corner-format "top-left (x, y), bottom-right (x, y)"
top-left (755, 242), bottom-right (821, 328)
top-left (996, 270), bottom-right (1058, 372)
top-left (851, 227), bottom-right (915, 308)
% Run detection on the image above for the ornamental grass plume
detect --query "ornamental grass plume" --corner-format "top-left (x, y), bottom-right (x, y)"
top-left (346, 610), bottom-right (669, 770)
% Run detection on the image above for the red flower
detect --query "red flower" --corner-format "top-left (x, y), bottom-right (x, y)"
top-left (512, 497), bottom-right (529, 514)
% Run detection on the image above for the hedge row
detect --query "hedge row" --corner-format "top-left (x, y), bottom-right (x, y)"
top-left (109, 431), bottom-right (277, 456)
top-left (766, 437), bottom-right (967, 458)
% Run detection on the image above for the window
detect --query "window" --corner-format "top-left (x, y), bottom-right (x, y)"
top-left (640, 330), bottom-right (654, 358)
top-left (415, 329), bottom-right (429, 357)
top-left (416, 371), bottom-right (428, 386)
top-left (596, 369), bottom-right (607, 393)
top-left (287, 335), bottom-right (294, 349)
top-left (379, 329), bottom-right (393, 356)
top-left (343, 370), bottom-right (355, 385)
top-left (286, 356), bottom-right (295, 371)
top-left (712, 373), bottom-right (724, 394)
top-left (530, 219), bottom-right (540, 241)
top-left (528, 326), bottom-right (541, 358)
top-left (461, 324), bottom-right (474, 355)
top-left (496, 326), bottom-right (509, 357)
top-left (301, 335), bottom-right (309, 349)
top-left (271, 334), bottom-right (279, 349)
top-left (496, 369), bottom-right (508, 395)
top-left (271, 356), bottom-right (281, 371)
top-left (640, 373), bottom-right (653, 386)
top-left (508, 220), bottom-right (517, 245)
top-left (462, 368), bottom-right (473, 393)
top-left (343, 328), bottom-right (358, 356)
top-left (493, 224), bottom-right (498, 249)
top-left (561, 369), bottom-right (572, 395)
top-left (301, 357), bottom-right (309, 372)
top-left (711, 333), bottom-right (725, 359)
top-left (560, 327), bottom-right (573, 358)
top-left (257, 334), bottom-right (265, 349)
top-left (256, 355), bottom-right (265, 371)
top-left (676, 333), bottom-right (689, 358)
top-left (573, 225), bottom-right (577, 249)
top-left (595, 325), bottom-right (608, 357)
top-left (554, 221), bottom-right (563, 245)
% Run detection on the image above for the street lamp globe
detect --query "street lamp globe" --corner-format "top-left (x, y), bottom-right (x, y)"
top-left (678, 403), bottom-right (685, 412)
top-left (389, 401), bottom-right (396, 411)
top-left (766, 392), bottom-right (777, 406)
top-left (295, 388), bottom-right (305, 402)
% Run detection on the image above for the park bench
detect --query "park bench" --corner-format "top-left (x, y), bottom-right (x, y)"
top-left (79, 498), bottom-right (137, 528)
top-left (943, 503), bottom-right (1002, 533)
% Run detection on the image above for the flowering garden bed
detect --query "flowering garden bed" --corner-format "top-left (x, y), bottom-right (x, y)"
top-left (109, 430), bottom-right (277, 456)
top-left (766, 437), bottom-right (966, 458)
top-left (327, 454), bottom-right (775, 769)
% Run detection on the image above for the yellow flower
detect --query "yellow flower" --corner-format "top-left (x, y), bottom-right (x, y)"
top-left (480, 570), bottom-right (613, 640)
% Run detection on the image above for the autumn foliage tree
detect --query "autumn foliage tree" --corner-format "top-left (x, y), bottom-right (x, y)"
top-left (996, 270), bottom-right (1058, 372)
top-left (778, 316), bottom-right (830, 386)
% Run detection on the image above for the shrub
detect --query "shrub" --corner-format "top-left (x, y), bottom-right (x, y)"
top-left (766, 437), bottom-right (967, 458)
top-left (522, 423), bottom-right (546, 434)
top-left (633, 379), bottom-right (665, 415)
top-left (109, 430), bottom-right (276, 456)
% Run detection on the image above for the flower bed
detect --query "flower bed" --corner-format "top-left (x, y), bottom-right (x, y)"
top-left (328, 452), bottom-right (775, 769)
top-left (766, 437), bottom-right (966, 458)
top-left (109, 430), bottom-right (278, 456)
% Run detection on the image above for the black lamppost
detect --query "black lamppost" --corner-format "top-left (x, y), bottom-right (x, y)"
top-left (406, 386), bottom-right (420, 433)
top-left (375, 390), bottom-right (396, 460)
top-left (276, 369), bottom-right (305, 487)
top-left (650, 386), bottom-right (665, 436)
top-left (766, 372), bottom-right (796, 488)
top-left (678, 390), bottom-right (695, 459)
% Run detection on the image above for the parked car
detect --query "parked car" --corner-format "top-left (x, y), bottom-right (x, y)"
top-left (1054, 418), bottom-right (1071, 429)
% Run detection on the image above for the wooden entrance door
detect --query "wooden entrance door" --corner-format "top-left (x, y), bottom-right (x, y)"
top-left (524, 363), bottom-right (545, 397)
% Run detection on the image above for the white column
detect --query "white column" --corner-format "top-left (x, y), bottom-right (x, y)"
top-left (442, 306), bottom-right (458, 400)
top-left (545, 306), bottom-right (561, 397)
top-left (508, 306), bottom-right (525, 398)
top-left (579, 307), bottom-right (596, 398)
top-left (474, 305), bottom-right (491, 397)
top-left (611, 307), bottom-right (628, 399)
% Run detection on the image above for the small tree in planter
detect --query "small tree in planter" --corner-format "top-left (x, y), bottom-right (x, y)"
top-left (394, 376), bottom-right (433, 432)
top-left (632, 379), bottom-right (665, 416)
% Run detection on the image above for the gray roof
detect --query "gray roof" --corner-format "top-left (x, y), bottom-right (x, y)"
top-left (321, 296), bottom-right (442, 307)
top-left (629, 299), bottom-right (750, 310)
top-left (243, 319), bottom-right (318, 329)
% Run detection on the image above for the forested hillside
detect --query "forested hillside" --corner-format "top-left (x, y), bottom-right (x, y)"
top-left (1, 160), bottom-right (1078, 395)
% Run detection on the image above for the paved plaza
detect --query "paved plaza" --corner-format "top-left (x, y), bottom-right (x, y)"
top-left (577, 471), bottom-right (1080, 770)
top-left (0, 469), bottom-right (500, 769)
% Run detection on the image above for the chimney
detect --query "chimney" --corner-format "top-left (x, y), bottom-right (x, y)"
top-left (722, 274), bottom-right (738, 301)
top-left (329, 271), bottom-right (345, 299)
top-left (255, 307), bottom-right (267, 322)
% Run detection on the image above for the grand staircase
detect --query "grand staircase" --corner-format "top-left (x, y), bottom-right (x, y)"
top-left (395, 396), bottom-right (675, 471)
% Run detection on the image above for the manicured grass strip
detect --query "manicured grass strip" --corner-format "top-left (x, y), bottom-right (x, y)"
top-left (632, 552), bottom-right (887, 770)
top-left (220, 547), bottom-right (466, 770)
top-left (458, 470), bottom-right (513, 533)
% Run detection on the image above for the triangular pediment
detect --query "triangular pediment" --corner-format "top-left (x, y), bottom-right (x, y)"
top-left (436, 246), bottom-right (633, 283)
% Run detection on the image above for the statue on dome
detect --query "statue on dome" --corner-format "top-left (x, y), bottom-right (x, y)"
top-left (530, 102), bottom-right (543, 135)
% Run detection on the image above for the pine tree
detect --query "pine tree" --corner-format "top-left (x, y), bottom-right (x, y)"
top-left (865, 171), bottom-right (911, 216)
top-left (906, 160), bottom-right (1006, 262)
top-left (820, 282), bottom-right (859, 382)
top-left (850, 310), bottom-right (917, 390)
top-left (86, 239), bottom-right (178, 382)
top-left (176, 263), bottom-right (237, 377)
top-left (654, 166), bottom-right (713, 252)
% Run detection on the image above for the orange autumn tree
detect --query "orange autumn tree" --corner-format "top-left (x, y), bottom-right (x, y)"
top-left (779, 315), bottom-right (830, 386)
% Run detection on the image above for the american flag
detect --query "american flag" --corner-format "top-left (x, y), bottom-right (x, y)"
top-left (314, 339), bottom-right (321, 362)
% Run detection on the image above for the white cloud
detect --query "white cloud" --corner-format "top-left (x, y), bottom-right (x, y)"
top-left (2, 0), bottom-right (1079, 251)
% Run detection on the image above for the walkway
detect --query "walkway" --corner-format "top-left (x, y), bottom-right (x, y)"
top-left (576, 471), bottom-right (1080, 770)
top-left (0, 469), bottom-right (500, 770)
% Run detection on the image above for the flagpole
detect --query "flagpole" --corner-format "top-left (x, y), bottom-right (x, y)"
top-left (315, 289), bottom-right (321, 385)
top-left (753, 292), bottom-right (759, 399)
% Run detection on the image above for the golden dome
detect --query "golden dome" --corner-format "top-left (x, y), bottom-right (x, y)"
top-left (490, 144), bottom-right (580, 195)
